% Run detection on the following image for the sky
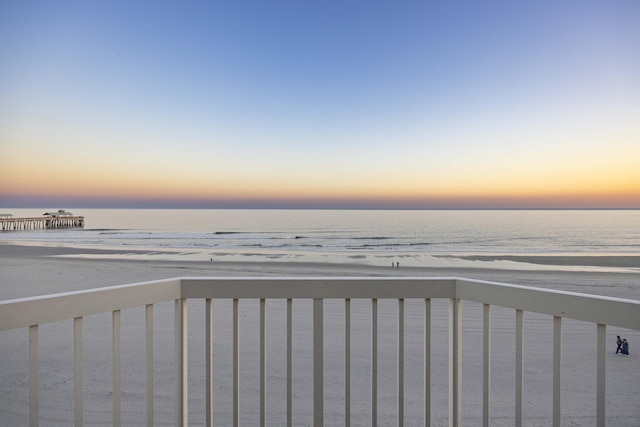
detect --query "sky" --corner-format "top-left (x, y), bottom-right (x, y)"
top-left (1, 1), bottom-right (639, 209)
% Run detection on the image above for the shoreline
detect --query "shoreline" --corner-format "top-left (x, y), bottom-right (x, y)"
top-left (2, 241), bottom-right (640, 270)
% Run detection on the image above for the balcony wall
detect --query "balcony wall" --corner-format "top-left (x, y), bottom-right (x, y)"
top-left (1, 277), bottom-right (639, 426)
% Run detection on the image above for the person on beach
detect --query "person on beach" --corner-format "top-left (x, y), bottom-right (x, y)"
top-left (616, 335), bottom-right (623, 353)
top-left (621, 339), bottom-right (630, 356)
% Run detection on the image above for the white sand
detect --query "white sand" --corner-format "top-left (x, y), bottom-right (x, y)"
top-left (1, 245), bottom-right (639, 426)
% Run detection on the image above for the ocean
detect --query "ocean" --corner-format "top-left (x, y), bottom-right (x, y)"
top-left (1, 209), bottom-right (639, 272)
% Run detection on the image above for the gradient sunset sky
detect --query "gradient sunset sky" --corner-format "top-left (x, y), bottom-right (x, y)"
top-left (1, 1), bottom-right (639, 209)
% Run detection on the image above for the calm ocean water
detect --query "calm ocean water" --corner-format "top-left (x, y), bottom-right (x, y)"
top-left (1, 209), bottom-right (639, 270)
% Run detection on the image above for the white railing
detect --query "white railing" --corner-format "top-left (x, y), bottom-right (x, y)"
top-left (1, 277), bottom-right (639, 427)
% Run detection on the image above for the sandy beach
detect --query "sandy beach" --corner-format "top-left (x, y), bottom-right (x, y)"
top-left (1, 244), bottom-right (639, 426)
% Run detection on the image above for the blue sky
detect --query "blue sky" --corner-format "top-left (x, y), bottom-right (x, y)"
top-left (1, 1), bottom-right (639, 208)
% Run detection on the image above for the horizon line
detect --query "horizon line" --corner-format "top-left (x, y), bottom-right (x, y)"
top-left (1, 205), bottom-right (638, 211)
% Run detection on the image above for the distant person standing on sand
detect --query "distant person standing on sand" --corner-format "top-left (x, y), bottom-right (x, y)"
top-left (616, 335), bottom-right (623, 353)
top-left (621, 339), bottom-right (630, 356)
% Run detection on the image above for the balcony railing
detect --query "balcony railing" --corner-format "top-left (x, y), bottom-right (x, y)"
top-left (1, 277), bottom-right (638, 426)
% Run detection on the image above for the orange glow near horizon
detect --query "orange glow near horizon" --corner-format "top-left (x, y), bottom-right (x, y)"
top-left (4, 150), bottom-right (639, 198)
top-left (2, 169), bottom-right (638, 208)
top-left (2, 116), bottom-right (639, 208)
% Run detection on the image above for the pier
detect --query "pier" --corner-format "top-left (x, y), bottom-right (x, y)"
top-left (0, 210), bottom-right (84, 231)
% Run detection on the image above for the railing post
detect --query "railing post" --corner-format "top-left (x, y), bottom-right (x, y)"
top-left (553, 316), bottom-right (562, 427)
top-left (424, 299), bottom-right (431, 427)
top-left (260, 298), bottom-right (266, 427)
top-left (175, 299), bottom-right (188, 427)
top-left (345, 298), bottom-right (351, 427)
top-left (449, 299), bottom-right (461, 427)
top-left (516, 309), bottom-right (523, 427)
top-left (113, 310), bottom-right (121, 427)
top-left (398, 298), bottom-right (404, 426)
top-left (146, 304), bottom-right (154, 427)
top-left (29, 325), bottom-right (39, 427)
top-left (287, 298), bottom-right (293, 427)
top-left (483, 304), bottom-right (490, 427)
top-left (596, 324), bottom-right (606, 427)
top-left (233, 298), bottom-right (239, 427)
top-left (313, 298), bottom-right (324, 427)
top-left (372, 298), bottom-right (378, 427)
top-left (205, 299), bottom-right (213, 427)
top-left (74, 317), bottom-right (83, 427)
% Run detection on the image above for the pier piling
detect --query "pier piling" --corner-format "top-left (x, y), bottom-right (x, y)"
top-left (0, 212), bottom-right (84, 231)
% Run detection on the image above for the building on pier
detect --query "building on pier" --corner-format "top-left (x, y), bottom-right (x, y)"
top-left (43, 209), bottom-right (74, 217)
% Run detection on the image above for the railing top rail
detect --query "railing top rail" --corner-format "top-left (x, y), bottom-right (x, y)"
top-left (1, 277), bottom-right (638, 331)
top-left (456, 278), bottom-right (640, 330)
top-left (0, 278), bottom-right (181, 331)
top-left (180, 276), bottom-right (457, 299)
